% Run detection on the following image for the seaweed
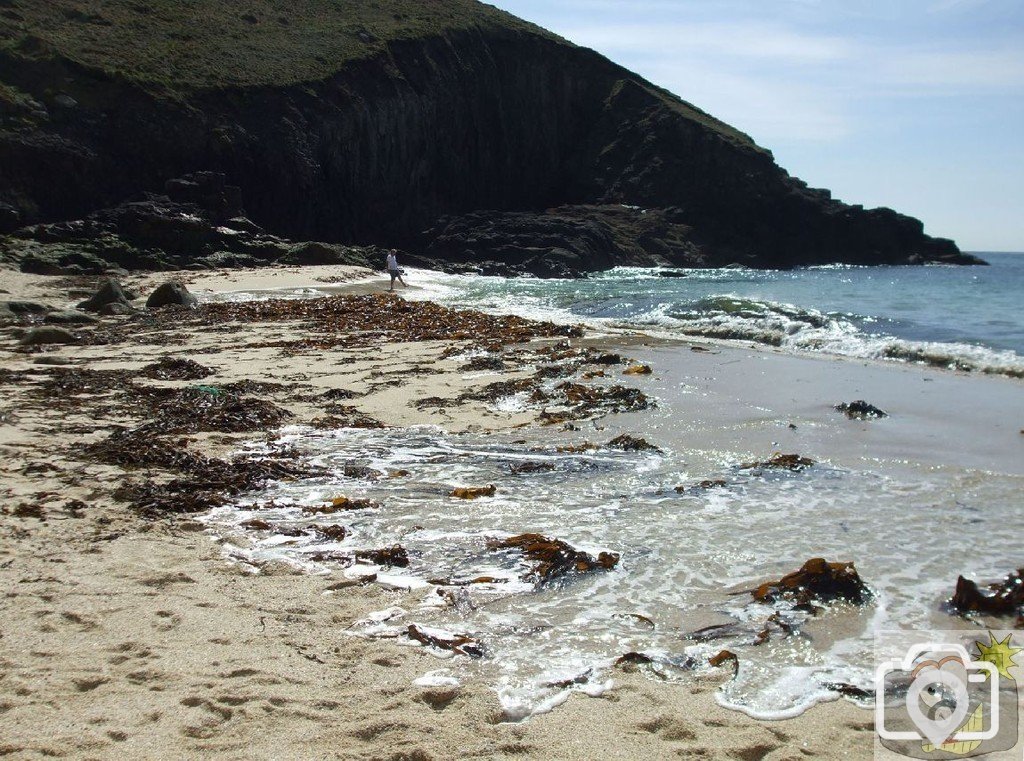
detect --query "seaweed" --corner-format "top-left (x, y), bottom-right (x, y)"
top-left (88, 428), bottom-right (322, 517)
top-left (488, 533), bottom-right (619, 584)
top-left (750, 558), bottom-right (872, 607)
top-left (622, 364), bottom-right (652, 375)
top-left (835, 400), bottom-right (888, 419)
top-left (675, 479), bottom-right (728, 493)
top-left (948, 568), bottom-right (1024, 621)
top-left (508, 461), bottom-right (555, 475)
top-left (356, 545), bottom-right (409, 568)
top-left (135, 387), bottom-right (292, 435)
top-left (451, 485), bottom-right (496, 499)
top-left (302, 497), bottom-right (378, 515)
top-left (139, 357), bottom-right (213, 380)
top-left (407, 623), bottom-right (483, 658)
top-left (606, 434), bottom-right (661, 452)
top-left (741, 453), bottom-right (815, 472)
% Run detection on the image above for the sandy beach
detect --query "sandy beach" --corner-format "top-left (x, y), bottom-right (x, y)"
top-left (2, 265), bottom-right (1021, 760)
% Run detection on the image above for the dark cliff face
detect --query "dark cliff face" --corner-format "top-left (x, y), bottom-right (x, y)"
top-left (0, 2), bottom-right (981, 270)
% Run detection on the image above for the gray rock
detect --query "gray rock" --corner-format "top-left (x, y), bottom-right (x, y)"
top-left (98, 301), bottom-right (135, 316)
top-left (146, 280), bottom-right (198, 308)
top-left (1, 300), bottom-right (51, 315)
top-left (77, 278), bottom-right (133, 313)
top-left (44, 309), bottom-right (99, 325)
top-left (283, 241), bottom-right (349, 266)
top-left (32, 356), bottom-right (75, 366)
top-left (19, 326), bottom-right (79, 346)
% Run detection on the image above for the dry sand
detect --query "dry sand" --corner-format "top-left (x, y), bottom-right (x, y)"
top-left (4, 263), bottom-right (1000, 759)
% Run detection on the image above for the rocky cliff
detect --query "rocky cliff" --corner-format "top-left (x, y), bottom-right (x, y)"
top-left (0, 0), bottom-right (983, 275)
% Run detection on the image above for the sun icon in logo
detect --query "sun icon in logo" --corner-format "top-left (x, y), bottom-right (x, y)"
top-left (974, 633), bottom-right (1022, 681)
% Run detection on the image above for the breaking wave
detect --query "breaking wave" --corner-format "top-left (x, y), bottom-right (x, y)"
top-left (406, 268), bottom-right (1024, 379)
top-left (637, 296), bottom-right (1024, 379)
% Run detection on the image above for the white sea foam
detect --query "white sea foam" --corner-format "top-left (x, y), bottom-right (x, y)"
top-left (405, 268), bottom-right (1024, 378)
top-left (205, 423), bottom-right (1024, 721)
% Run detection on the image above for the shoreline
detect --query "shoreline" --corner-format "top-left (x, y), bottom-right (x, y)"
top-left (1, 265), bottom-right (1020, 759)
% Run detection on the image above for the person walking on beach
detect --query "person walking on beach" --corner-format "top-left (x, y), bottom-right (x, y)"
top-left (386, 249), bottom-right (407, 292)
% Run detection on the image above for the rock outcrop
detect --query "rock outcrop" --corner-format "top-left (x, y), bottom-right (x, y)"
top-left (0, 1), bottom-right (983, 272)
top-left (0, 172), bottom-right (380, 275)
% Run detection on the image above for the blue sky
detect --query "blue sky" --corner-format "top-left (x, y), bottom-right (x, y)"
top-left (493, 0), bottom-right (1024, 251)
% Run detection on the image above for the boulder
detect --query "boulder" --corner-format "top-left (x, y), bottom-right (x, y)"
top-left (99, 301), bottom-right (135, 316)
top-left (44, 309), bottom-right (98, 325)
top-left (282, 241), bottom-right (373, 268)
top-left (76, 277), bottom-right (134, 313)
top-left (146, 280), bottom-right (198, 309)
top-left (282, 241), bottom-right (348, 265)
top-left (0, 300), bottom-right (51, 322)
top-left (19, 326), bottom-right (79, 346)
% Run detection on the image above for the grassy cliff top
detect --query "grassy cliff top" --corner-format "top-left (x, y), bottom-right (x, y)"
top-left (0, 0), bottom-right (560, 89)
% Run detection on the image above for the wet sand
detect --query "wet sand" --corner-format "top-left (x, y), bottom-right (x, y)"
top-left (2, 265), bottom-right (1020, 759)
top-left (597, 336), bottom-right (1024, 476)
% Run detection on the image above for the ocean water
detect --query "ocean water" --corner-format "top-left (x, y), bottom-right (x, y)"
top-left (207, 421), bottom-right (1024, 721)
top-left (204, 254), bottom-right (1024, 721)
top-left (403, 252), bottom-right (1024, 377)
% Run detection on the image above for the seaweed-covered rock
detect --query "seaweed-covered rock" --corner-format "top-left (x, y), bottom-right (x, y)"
top-left (488, 532), bottom-right (619, 583)
top-left (356, 545), bottom-right (409, 568)
top-left (752, 558), bottom-right (871, 606)
top-left (741, 453), bottom-right (815, 472)
top-left (835, 400), bottom-right (888, 419)
top-left (606, 434), bottom-right (661, 452)
top-left (948, 568), bottom-right (1024, 620)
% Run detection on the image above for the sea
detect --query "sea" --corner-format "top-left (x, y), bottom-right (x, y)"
top-left (402, 252), bottom-right (1024, 378)
top-left (205, 253), bottom-right (1024, 721)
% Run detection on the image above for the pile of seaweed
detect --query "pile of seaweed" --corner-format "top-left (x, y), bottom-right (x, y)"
top-left (200, 294), bottom-right (582, 351)
top-left (13, 362), bottom-right (315, 517)
top-left (88, 428), bottom-right (321, 517)
top-left (421, 343), bottom-right (654, 422)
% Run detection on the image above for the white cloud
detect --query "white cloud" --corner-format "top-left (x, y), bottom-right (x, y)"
top-left (555, 15), bottom-right (1024, 144)
top-left (874, 48), bottom-right (1024, 93)
top-left (639, 61), bottom-right (852, 143)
